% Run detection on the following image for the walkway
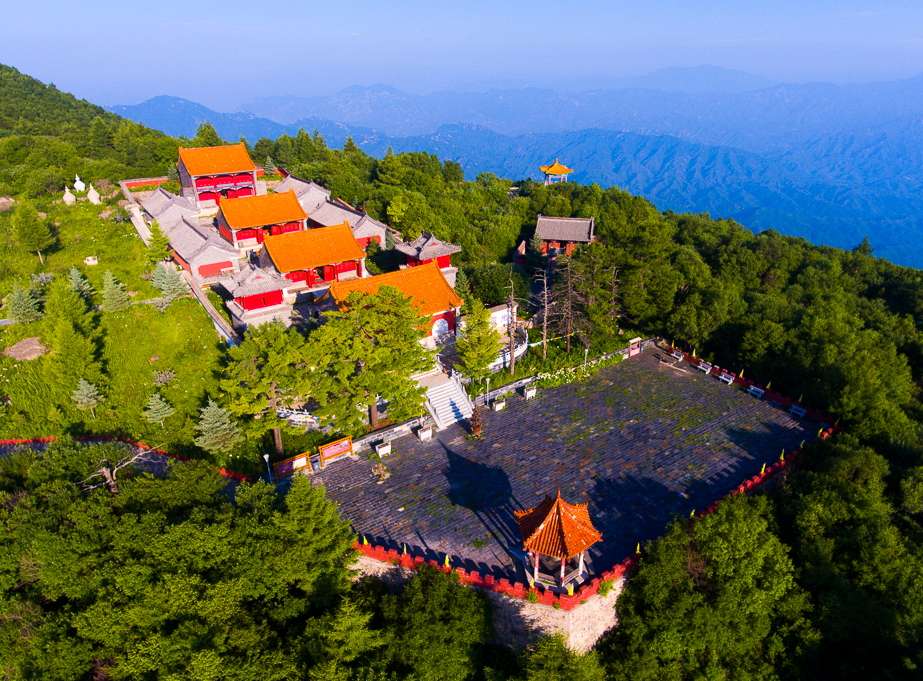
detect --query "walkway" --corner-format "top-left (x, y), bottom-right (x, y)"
top-left (312, 346), bottom-right (815, 581)
top-left (180, 271), bottom-right (242, 345)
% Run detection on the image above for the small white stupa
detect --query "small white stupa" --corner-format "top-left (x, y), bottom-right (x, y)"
top-left (63, 185), bottom-right (76, 206)
top-left (87, 184), bottom-right (101, 205)
top-left (73, 174), bottom-right (86, 192)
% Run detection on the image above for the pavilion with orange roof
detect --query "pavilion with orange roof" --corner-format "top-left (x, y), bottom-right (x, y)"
top-left (178, 143), bottom-right (258, 207)
top-left (216, 190), bottom-right (308, 249)
top-left (539, 159), bottom-right (574, 185)
top-left (258, 221), bottom-right (367, 290)
top-left (515, 490), bottom-right (602, 587)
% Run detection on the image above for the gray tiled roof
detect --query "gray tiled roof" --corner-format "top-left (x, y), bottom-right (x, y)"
top-left (142, 187), bottom-right (195, 219)
top-left (308, 199), bottom-right (364, 227)
top-left (393, 232), bottom-right (461, 260)
top-left (167, 217), bottom-right (237, 264)
top-left (352, 214), bottom-right (387, 240)
top-left (534, 214), bottom-right (595, 243)
top-left (276, 175), bottom-right (331, 213)
top-left (218, 264), bottom-right (289, 299)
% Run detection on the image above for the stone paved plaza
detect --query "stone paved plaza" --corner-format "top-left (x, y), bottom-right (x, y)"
top-left (314, 347), bottom-right (816, 581)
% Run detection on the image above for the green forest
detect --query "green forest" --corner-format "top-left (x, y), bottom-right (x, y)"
top-left (2, 63), bottom-right (923, 679)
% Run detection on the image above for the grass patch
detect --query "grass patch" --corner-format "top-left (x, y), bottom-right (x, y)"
top-left (0, 200), bottom-right (158, 300)
top-left (0, 298), bottom-right (225, 458)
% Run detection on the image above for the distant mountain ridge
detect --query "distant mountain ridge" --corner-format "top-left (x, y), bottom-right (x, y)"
top-left (107, 96), bottom-right (369, 148)
top-left (105, 72), bottom-right (923, 268)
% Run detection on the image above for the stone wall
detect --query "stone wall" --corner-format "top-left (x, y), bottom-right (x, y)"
top-left (350, 553), bottom-right (624, 652)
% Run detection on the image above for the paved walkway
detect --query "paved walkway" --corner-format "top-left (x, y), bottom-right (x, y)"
top-left (313, 346), bottom-right (815, 582)
top-left (180, 271), bottom-right (242, 345)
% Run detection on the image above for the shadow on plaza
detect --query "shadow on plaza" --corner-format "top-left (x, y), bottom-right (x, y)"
top-left (439, 443), bottom-right (528, 576)
top-left (722, 417), bottom-right (812, 475)
top-left (584, 473), bottom-right (692, 571)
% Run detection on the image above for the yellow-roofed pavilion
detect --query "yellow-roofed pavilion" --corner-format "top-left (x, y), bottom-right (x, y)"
top-left (540, 159), bottom-right (574, 185)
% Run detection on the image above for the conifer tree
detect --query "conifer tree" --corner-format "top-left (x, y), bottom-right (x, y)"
top-left (13, 201), bottom-right (54, 264)
top-left (146, 221), bottom-right (172, 264)
top-left (165, 163), bottom-right (178, 181)
top-left (194, 399), bottom-right (242, 455)
top-left (67, 266), bottom-right (94, 301)
top-left (47, 318), bottom-right (101, 393)
top-left (5, 283), bottom-right (42, 323)
top-left (101, 271), bottom-right (130, 312)
top-left (143, 393), bottom-right (175, 429)
top-left (264, 156), bottom-right (276, 175)
top-left (306, 286), bottom-right (433, 434)
top-left (151, 263), bottom-right (188, 302)
top-left (453, 267), bottom-right (473, 307)
top-left (221, 321), bottom-right (310, 457)
top-left (45, 280), bottom-right (92, 335)
top-left (72, 379), bottom-right (102, 418)
top-left (455, 298), bottom-right (501, 385)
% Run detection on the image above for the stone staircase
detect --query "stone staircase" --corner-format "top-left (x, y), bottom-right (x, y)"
top-left (423, 374), bottom-right (474, 430)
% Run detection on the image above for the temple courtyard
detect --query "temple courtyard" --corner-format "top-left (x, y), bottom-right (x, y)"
top-left (313, 346), bottom-right (817, 582)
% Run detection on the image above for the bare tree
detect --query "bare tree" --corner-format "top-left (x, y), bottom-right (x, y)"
top-left (532, 268), bottom-right (557, 360)
top-left (551, 255), bottom-right (590, 354)
top-left (80, 446), bottom-right (162, 495)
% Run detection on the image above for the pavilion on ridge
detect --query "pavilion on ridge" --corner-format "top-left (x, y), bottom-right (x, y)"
top-left (539, 159), bottom-right (574, 185)
top-left (515, 490), bottom-right (601, 588)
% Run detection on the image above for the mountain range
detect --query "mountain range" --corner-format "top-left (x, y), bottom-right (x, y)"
top-left (106, 67), bottom-right (923, 268)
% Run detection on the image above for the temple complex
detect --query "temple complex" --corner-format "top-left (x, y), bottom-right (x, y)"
top-left (257, 221), bottom-right (366, 293)
top-left (324, 262), bottom-right (463, 346)
top-left (540, 159), bottom-right (574, 185)
top-left (178, 143), bottom-right (258, 207)
top-left (216, 190), bottom-right (307, 249)
top-left (515, 491), bottom-right (602, 588)
top-left (534, 214), bottom-right (595, 258)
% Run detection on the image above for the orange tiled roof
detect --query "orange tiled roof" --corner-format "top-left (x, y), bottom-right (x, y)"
top-left (219, 190), bottom-right (308, 230)
top-left (263, 221), bottom-right (366, 273)
top-left (178, 143), bottom-right (257, 176)
top-left (328, 261), bottom-right (462, 317)
top-left (539, 159), bottom-right (574, 175)
top-left (515, 491), bottom-right (602, 559)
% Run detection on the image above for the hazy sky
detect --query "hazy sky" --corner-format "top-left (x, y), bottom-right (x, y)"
top-left (3, 0), bottom-right (922, 110)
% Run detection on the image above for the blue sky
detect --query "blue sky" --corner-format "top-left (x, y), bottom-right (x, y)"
top-left (3, 0), bottom-right (922, 110)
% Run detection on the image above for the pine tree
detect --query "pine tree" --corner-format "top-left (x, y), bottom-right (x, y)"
top-left (45, 281), bottom-right (93, 335)
top-left (194, 399), bottom-right (242, 455)
top-left (147, 222), bottom-right (172, 264)
top-left (101, 271), bottom-right (130, 312)
top-left (5, 284), bottom-right (42, 323)
top-left (67, 267), bottom-right (94, 301)
top-left (166, 163), bottom-right (179, 181)
top-left (72, 379), bottom-right (102, 418)
top-left (455, 298), bottom-right (501, 385)
top-left (306, 286), bottom-right (433, 434)
top-left (151, 264), bottom-right (187, 302)
top-left (144, 393), bottom-right (175, 429)
top-left (264, 156), bottom-right (277, 175)
top-left (47, 318), bottom-right (101, 392)
top-left (221, 321), bottom-right (310, 457)
top-left (13, 201), bottom-right (54, 264)
top-left (453, 267), bottom-right (473, 307)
